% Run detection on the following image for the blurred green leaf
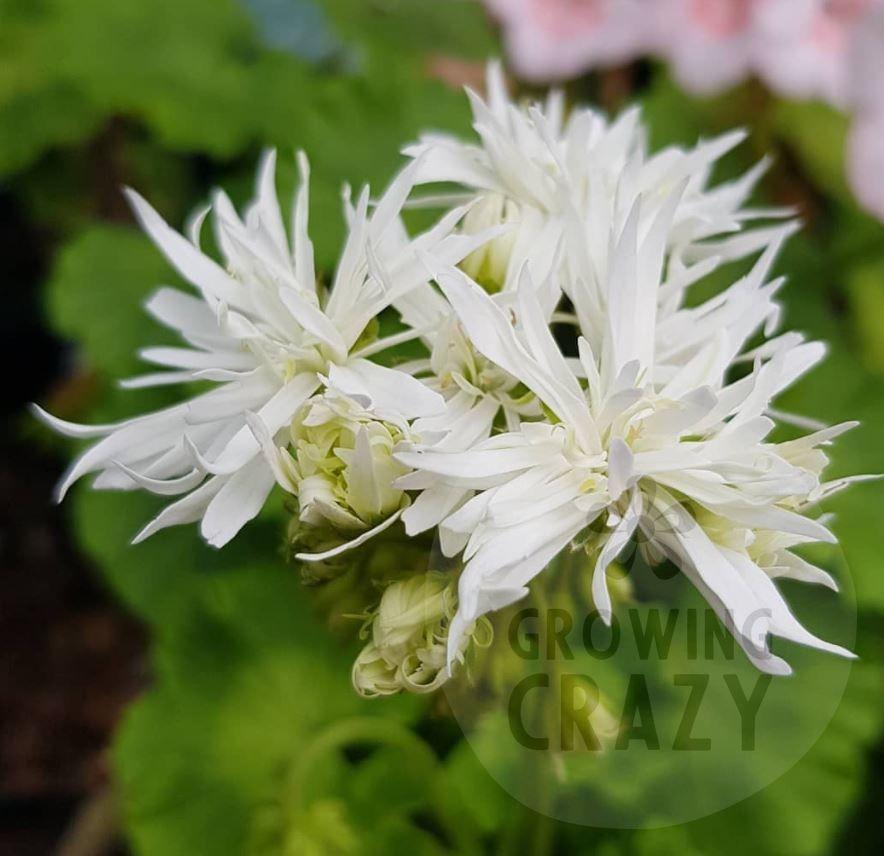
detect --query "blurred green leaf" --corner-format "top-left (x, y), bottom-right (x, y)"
top-left (114, 559), bottom-right (458, 855)
top-left (846, 256), bottom-right (884, 374)
top-left (0, 0), bottom-right (261, 170)
top-left (321, 0), bottom-right (497, 61)
top-left (1, 0), bottom-right (486, 179)
top-left (0, 85), bottom-right (102, 177)
top-left (773, 100), bottom-right (851, 202)
top-left (443, 740), bottom-right (511, 834)
top-left (71, 486), bottom-right (286, 625)
top-left (115, 562), bottom-right (364, 856)
top-left (46, 224), bottom-right (178, 379)
top-left (772, 232), bottom-right (884, 613)
top-left (629, 626), bottom-right (884, 856)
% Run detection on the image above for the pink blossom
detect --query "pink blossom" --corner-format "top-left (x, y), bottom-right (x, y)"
top-left (847, 114), bottom-right (884, 219)
top-left (754, 0), bottom-right (884, 108)
top-left (483, 0), bottom-right (649, 82)
top-left (846, 5), bottom-right (884, 219)
top-left (847, 1), bottom-right (884, 114)
top-left (651, 0), bottom-right (757, 94)
top-left (484, 0), bottom-right (884, 220)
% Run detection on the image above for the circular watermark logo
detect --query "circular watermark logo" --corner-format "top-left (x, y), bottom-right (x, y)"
top-left (439, 498), bottom-right (857, 828)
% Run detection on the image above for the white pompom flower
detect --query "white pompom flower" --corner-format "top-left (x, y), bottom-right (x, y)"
top-left (35, 151), bottom-right (493, 548)
top-left (404, 62), bottom-right (791, 299)
top-left (397, 199), bottom-right (869, 675)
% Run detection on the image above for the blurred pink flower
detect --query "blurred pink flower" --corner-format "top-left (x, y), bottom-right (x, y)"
top-left (846, 4), bottom-right (884, 219)
top-left (847, 1), bottom-right (884, 114)
top-left (484, 0), bottom-right (648, 81)
top-left (487, 0), bottom-right (884, 108)
top-left (847, 114), bottom-right (884, 219)
top-left (652, 0), bottom-right (757, 94)
top-left (754, 0), bottom-right (884, 108)
top-left (485, 0), bottom-right (884, 220)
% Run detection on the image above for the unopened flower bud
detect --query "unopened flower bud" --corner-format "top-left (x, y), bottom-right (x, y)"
top-left (287, 391), bottom-right (409, 532)
top-left (459, 193), bottom-right (519, 291)
top-left (352, 572), bottom-right (492, 697)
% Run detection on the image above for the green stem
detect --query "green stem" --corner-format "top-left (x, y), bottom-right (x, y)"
top-left (497, 581), bottom-right (559, 856)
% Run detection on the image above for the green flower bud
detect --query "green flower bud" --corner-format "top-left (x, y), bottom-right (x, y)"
top-left (562, 677), bottom-right (621, 753)
top-left (286, 391), bottom-right (409, 532)
top-left (352, 572), bottom-right (493, 697)
top-left (459, 192), bottom-right (519, 292)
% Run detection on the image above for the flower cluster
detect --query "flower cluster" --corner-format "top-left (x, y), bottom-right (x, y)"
top-left (40, 66), bottom-right (869, 693)
top-left (484, 0), bottom-right (884, 219)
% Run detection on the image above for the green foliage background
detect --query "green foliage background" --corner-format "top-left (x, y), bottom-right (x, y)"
top-left (6, 0), bottom-right (884, 853)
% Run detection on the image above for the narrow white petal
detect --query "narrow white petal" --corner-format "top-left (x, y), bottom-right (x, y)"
top-left (329, 359), bottom-right (444, 420)
top-left (200, 457), bottom-right (276, 548)
top-left (295, 508), bottom-right (404, 562)
top-left (591, 491), bottom-right (642, 623)
top-left (132, 476), bottom-right (226, 544)
top-left (124, 188), bottom-right (247, 310)
top-left (112, 462), bottom-right (205, 496)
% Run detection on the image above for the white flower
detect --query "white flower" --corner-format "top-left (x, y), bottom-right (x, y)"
top-left (404, 62), bottom-right (786, 299)
top-left (397, 204), bottom-right (864, 675)
top-left (458, 192), bottom-right (520, 288)
top-left (35, 151), bottom-right (491, 549)
top-left (394, 67), bottom-right (796, 541)
top-left (395, 293), bottom-right (547, 539)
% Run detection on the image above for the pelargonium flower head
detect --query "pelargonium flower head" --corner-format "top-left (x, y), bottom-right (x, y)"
top-left (405, 62), bottom-right (789, 307)
top-left (396, 307), bottom-right (544, 539)
top-left (398, 194), bottom-right (867, 675)
top-left (484, 0), bottom-right (649, 83)
top-left (426, 314), bottom-right (540, 429)
top-left (651, 0), bottom-right (758, 95)
top-left (35, 151), bottom-right (492, 548)
top-left (754, 0), bottom-right (884, 108)
top-left (846, 5), bottom-right (884, 220)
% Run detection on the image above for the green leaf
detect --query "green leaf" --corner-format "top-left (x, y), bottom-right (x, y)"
top-left (443, 740), bottom-right (511, 834)
top-left (772, 100), bottom-right (851, 202)
top-left (46, 0), bottom-right (264, 158)
top-left (115, 565), bottom-right (458, 855)
top-left (846, 256), bottom-right (884, 374)
top-left (114, 562), bottom-right (365, 856)
top-left (629, 622), bottom-right (884, 856)
top-left (0, 1), bottom-right (100, 174)
top-left (71, 486), bottom-right (286, 626)
top-left (320, 0), bottom-right (497, 61)
top-left (0, 84), bottom-right (102, 177)
top-left (46, 224), bottom-right (178, 379)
